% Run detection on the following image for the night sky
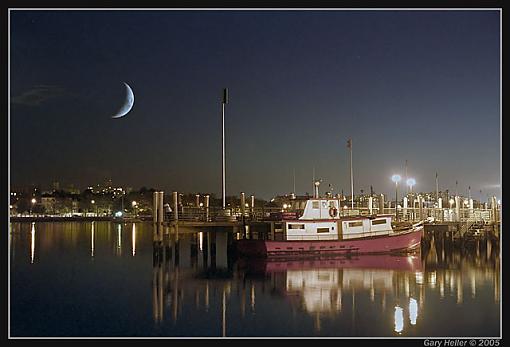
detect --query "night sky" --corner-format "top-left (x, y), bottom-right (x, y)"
top-left (10, 10), bottom-right (501, 200)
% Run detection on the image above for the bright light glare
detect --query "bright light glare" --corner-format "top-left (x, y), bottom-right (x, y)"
top-left (406, 178), bottom-right (415, 187)
top-left (409, 298), bottom-right (418, 325)
top-left (394, 306), bottom-right (404, 333)
top-left (31, 198), bottom-right (36, 204)
top-left (415, 272), bottom-right (424, 285)
top-left (391, 175), bottom-right (401, 183)
top-left (115, 211), bottom-right (123, 217)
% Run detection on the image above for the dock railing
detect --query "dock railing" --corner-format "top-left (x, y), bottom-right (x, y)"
top-left (165, 205), bottom-right (499, 225)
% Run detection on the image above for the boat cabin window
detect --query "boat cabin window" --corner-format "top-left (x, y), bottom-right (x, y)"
top-left (289, 224), bottom-right (305, 229)
top-left (312, 201), bottom-right (319, 209)
top-left (321, 201), bottom-right (328, 208)
top-left (348, 221), bottom-right (363, 227)
top-left (317, 228), bottom-right (330, 233)
top-left (329, 201), bottom-right (336, 207)
top-left (371, 219), bottom-right (387, 225)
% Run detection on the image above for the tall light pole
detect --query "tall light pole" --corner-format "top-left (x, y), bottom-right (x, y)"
top-left (391, 175), bottom-right (401, 221)
top-left (347, 138), bottom-right (353, 209)
top-left (435, 172), bottom-right (439, 201)
top-left (405, 160), bottom-right (408, 195)
top-left (406, 178), bottom-right (416, 214)
top-left (222, 88), bottom-right (228, 209)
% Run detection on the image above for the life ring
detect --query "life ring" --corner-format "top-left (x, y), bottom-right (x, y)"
top-left (329, 206), bottom-right (338, 217)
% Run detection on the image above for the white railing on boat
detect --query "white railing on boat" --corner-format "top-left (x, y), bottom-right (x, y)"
top-left (285, 230), bottom-right (394, 241)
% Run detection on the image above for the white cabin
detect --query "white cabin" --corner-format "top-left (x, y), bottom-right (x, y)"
top-left (299, 199), bottom-right (342, 220)
top-left (283, 199), bottom-right (394, 241)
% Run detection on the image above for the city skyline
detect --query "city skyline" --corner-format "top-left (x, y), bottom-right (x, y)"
top-left (10, 10), bottom-right (501, 200)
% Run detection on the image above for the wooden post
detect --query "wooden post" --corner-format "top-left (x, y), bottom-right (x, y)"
top-left (240, 192), bottom-right (246, 218)
top-left (205, 194), bottom-right (210, 221)
top-left (455, 196), bottom-right (461, 222)
top-left (172, 192), bottom-right (178, 222)
top-left (153, 191), bottom-right (158, 224)
top-left (158, 192), bottom-right (164, 224)
top-left (418, 196), bottom-right (423, 221)
top-left (153, 191), bottom-right (159, 241)
top-left (379, 194), bottom-right (385, 215)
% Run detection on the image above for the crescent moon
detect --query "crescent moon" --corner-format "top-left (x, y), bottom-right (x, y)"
top-left (112, 82), bottom-right (134, 118)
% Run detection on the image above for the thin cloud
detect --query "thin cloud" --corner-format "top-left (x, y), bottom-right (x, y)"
top-left (11, 85), bottom-right (67, 106)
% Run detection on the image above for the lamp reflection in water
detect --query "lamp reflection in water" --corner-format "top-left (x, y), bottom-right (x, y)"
top-left (394, 305), bottom-right (404, 334)
top-left (91, 222), bottom-right (95, 258)
top-left (30, 222), bottom-right (36, 264)
top-left (116, 224), bottom-right (122, 256)
top-left (409, 298), bottom-right (418, 325)
top-left (132, 223), bottom-right (136, 256)
top-left (222, 287), bottom-right (227, 337)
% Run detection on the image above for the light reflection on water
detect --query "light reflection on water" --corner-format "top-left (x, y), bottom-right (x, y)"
top-left (9, 222), bottom-right (500, 337)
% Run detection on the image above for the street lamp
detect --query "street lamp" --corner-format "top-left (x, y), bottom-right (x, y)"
top-left (132, 201), bottom-right (138, 217)
top-left (391, 175), bottom-right (401, 221)
top-left (91, 200), bottom-right (97, 216)
top-left (31, 198), bottom-right (36, 215)
top-left (406, 178), bottom-right (416, 194)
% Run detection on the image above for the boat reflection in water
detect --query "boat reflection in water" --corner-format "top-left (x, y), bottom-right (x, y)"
top-left (151, 229), bottom-right (499, 336)
top-left (239, 254), bottom-right (423, 334)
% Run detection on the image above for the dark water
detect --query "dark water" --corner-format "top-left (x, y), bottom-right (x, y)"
top-left (9, 222), bottom-right (500, 337)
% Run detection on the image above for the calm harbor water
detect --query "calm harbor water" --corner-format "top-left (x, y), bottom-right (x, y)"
top-left (9, 222), bottom-right (500, 337)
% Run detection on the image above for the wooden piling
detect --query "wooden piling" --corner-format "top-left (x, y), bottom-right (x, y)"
top-left (240, 192), bottom-right (246, 218)
top-left (379, 194), bottom-right (385, 214)
top-left (205, 195), bottom-right (210, 221)
top-left (172, 192), bottom-right (178, 222)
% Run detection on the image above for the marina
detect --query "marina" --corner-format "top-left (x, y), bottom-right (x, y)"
top-left (147, 190), bottom-right (501, 255)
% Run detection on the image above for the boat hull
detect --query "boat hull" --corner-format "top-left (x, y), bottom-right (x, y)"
top-left (236, 227), bottom-right (423, 258)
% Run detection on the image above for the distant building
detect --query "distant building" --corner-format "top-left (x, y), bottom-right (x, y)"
top-left (41, 195), bottom-right (57, 214)
top-left (66, 184), bottom-right (80, 194)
